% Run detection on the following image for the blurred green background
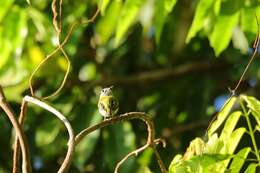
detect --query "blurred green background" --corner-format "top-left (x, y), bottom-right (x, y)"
top-left (0, 0), bottom-right (260, 172)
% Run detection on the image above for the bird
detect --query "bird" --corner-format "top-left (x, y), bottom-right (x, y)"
top-left (98, 86), bottom-right (119, 120)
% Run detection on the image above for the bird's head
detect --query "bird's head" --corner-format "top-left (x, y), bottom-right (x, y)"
top-left (100, 86), bottom-right (114, 96)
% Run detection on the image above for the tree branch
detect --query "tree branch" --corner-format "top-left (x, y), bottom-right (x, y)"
top-left (23, 96), bottom-right (75, 173)
top-left (12, 99), bottom-right (28, 173)
top-left (71, 61), bottom-right (230, 88)
top-left (75, 112), bottom-right (167, 173)
top-left (0, 86), bottom-right (32, 173)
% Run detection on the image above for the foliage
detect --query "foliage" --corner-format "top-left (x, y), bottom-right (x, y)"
top-left (169, 95), bottom-right (260, 173)
top-left (0, 0), bottom-right (260, 173)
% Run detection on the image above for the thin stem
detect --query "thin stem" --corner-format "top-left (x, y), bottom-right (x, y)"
top-left (24, 96), bottom-right (75, 173)
top-left (239, 99), bottom-right (260, 162)
top-left (115, 143), bottom-right (149, 173)
top-left (114, 138), bottom-right (166, 173)
top-left (231, 16), bottom-right (260, 93)
top-left (0, 87), bottom-right (32, 173)
top-left (29, 7), bottom-right (100, 99)
top-left (12, 99), bottom-right (28, 173)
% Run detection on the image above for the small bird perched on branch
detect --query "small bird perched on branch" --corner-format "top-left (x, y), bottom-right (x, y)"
top-left (98, 86), bottom-right (119, 120)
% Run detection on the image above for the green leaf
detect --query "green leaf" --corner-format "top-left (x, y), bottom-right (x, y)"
top-left (205, 133), bottom-right (224, 154)
top-left (0, 0), bottom-right (15, 22)
top-left (168, 154), bottom-right (183, 173)
top-left (0, 6), bottom-right (28, 86)
top-left (103, 122), bottom-right (136, 173)
top-left (232, 26), bottom-right (249, 54)
top-left (245, 163), bottom-right (257, 173)
top-left (224, 128), bottom-right (246, 154)
top-left (241, 6), bottom-right (260, 35)
top-left (185, 0), bottom-right (215, 43)
top-left (154, 0), bottom-right (177, 43)
top-left (170, 154), bottom-right (231, 173)
top-left (217, 128), bottom-right (246, 172)
top-left (114, 0), bottom-right (146, 46)
top-left (99, 0), bottom-right (110, 15)
top-left (209, 0), bottom-right (243, 56)
top-left (229, 147), bottom-right (251, 173)
top-left (0, 6), bottom-right (27, 70)
top-left (138, 148), bottom-right (153, 166)
top-left (219, 111), bottom-right (242, 141)
top-left (96, 0), bottom-right (122, 45)
top-left (26, 0), bottom-right (30, 5)
top-left (207, 96), bottom-right (237, 137)
top-left (240, 95), bottom-right (260, 128)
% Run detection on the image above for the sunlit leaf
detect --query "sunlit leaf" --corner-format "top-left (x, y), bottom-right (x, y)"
top-left (205, 133), bottom-right (223, 154)
top-left (169, 153), bottom-right (230, 173)
top-left (0, 0), bottom-right (15, 22)
top-left (241, 6), bottom-right (260, 35)
top-left (0, 6), bottom-right (27, 70)
top-left (183, 137), bottom-right (205, 161)
top-left (207, 96), bottom-right (237, 137)
top-left (232, 26), bottom-right (249, 54)
top-left (245, 163), bottom-right (257, 173)
top-left (219, 111), bottom-right (242, 141)
top-left (96, 0), bottom-right (122, 45)
top-left (209, 0), bottom-right (243, 56)
top-left (168, 154), bottom-right (184, 173)
top-left (229, 147), bottom-right (251, 173)
top-left (4, 79), bottom-right (29, 102)
top-left (28, 7), bottom-right (54, 42)
top-left (99, 0), bottom-right (110, 15)
top-left (217, 128), bottom-right (246, 172)
top-left (185, 0), bottom-right (215, 43)
top-left (114, 0), bottom-right (146, 46)
top-left (154, 0), bottom-right (177, 43)
top-left (240, 95), bottom-right (260, 128)
top-left (224, 128), bottom-right (246, 155)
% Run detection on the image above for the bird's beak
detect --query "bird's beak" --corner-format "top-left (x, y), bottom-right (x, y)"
top-left (109, 85), bottom-right (114, 89)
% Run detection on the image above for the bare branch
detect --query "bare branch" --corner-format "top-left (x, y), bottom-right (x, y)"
top-left (115, 138), bottom-right (166, 173)
top-left (0, 86), bottom-right (32, 173)
top-left (70, 61), bottom-right (230, 89)
top-left (75, 112), bottom-right (167, 173)
top-left (23, 96), bottom-right (75, 173)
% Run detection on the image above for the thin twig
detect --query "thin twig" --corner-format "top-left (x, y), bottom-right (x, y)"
top-left (75, 112), bottom-right (167, 173)
top-left (230, 15), bottom-right (260, 94)
top-left (115, 143), bottom-right (150, 173)
top-left (29, 5), bottom-right (100, 100)
top-left (207, 16), bottom-right (260, 135)
top-left (115, 138), bottom-right (166, 173)
top-left (12, 99), bottom-right (28, 173)
top-left (0, 86), bottom-right (32, 173)
top-left (23, 96), bottom-right (75, 173)
top-left (51, 0), bottom-right (61, 36)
